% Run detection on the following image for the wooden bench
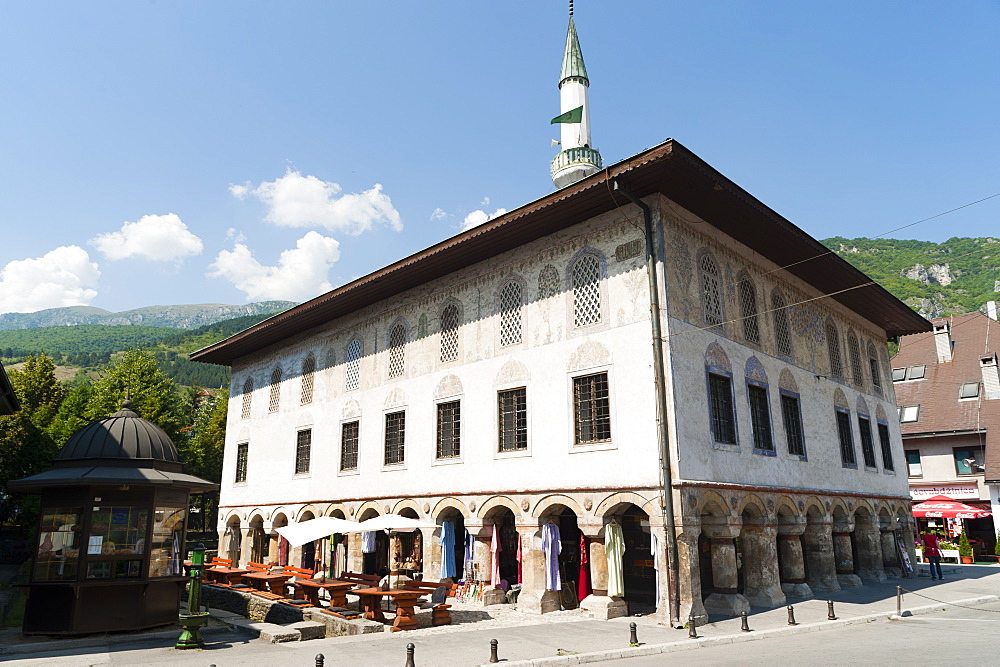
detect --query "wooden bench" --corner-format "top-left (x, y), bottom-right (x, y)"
top-left (245, 561), bottom-right (270, 572)
top-left (401, 580), bottom-right (456, 626)
top-left (336, 572), bottom-right (381, 587)
top-left (281, 566), bottom-right (315, 596)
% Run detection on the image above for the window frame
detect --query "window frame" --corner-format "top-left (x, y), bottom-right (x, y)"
top-left (826, 322), bottom-right (844, 380)
top-left (340, 419), bottom-right (360, 472)
top-left (572, 372), bottom-right (612, 446)
top-left (907, 365), bottom-right (926, 380)
top-left (497, 387), bottom-right (529, 454)
top-left (746, 380), bottom-right (774, 455)
top-left (387, 323), bottom-right (407, 379)
top-left (436, 400), bottom-right (462, 459)
top-left (235, 442), bottom-right (248, 483)
top-left (779, 390), bottom-right (807, 459)
top-left (891, 367), bottom-right (906, 382)
top-left (857, 414), bottom-right (878, 469)
top-left (905, 449), bottom-right (922, 477)
top-left (707, 369), bottom-right (738, 446)
top-left (383, 410), bottom-right (406, 466)
top-left (835, 408), bottom-right (857, 468)
top-left (953, 446), bottom-right (985, 476)
top-left (898, 405), bottom-right (920, 423)
top-left (959, 382), bottom-right (981, 399)
top-left (876, 420), bottom-right (894, 472)
top-left (294, 428), bottom-right (312, 476)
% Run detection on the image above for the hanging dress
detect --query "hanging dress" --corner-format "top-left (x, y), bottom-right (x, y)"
top-left (440, 521), bottom-right (457, 579)
top-left (490, 524), bottom-right (502, 586)
top-left (277, 535), bottom-right (289, 567)
top-left (577, 533), bottom-right (592, 601)
top-left (541, 522), bottom-right (562, 591)
top-left (516, 532), bottom-right (523, 583)
top-left (606, 522), bottom-right (626, 598)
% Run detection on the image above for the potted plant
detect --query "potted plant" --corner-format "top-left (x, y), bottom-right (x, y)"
top-left (958, 531), bottom-right (974, 564)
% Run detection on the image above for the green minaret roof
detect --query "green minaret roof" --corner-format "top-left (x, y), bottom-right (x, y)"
top-left (559, 16), bottom-right (589, 85)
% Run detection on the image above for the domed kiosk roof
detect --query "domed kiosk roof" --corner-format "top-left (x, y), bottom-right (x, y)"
top-left (9, 400), bottom-right (217, 493)
top-left (57, 400), bottom-right (180, 464)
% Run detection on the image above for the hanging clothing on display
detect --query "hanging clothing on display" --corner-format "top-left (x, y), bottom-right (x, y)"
top-left (225, 524), bottom-right (242, 564)
top-left (577, 533), bottom-right (592, 601)
top-left (516, 532), bottom-right (522, 583)
top-left (362, 531), bottom-right (377, 554)
top-left (464, 529), bottom-right (475, 571)
top-left (541, 521), bottom-right (561, 591)
top-left (440, 521), bottom-right (457, 579)
top-left (277, 535), bottom-right (289, 567)
top-left (650, 531), bottom-right (660, 607)
top-left (606, 521), bottom-right (625, 598)
top-left (490, 524), bottom-right (502, 585)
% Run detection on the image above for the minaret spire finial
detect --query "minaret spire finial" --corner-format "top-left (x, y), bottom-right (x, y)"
top-left (569, 0), bottom-right (574, 17)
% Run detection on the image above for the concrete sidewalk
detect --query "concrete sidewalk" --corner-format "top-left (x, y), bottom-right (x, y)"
top-left (3, 565), bottom-right (998, 666)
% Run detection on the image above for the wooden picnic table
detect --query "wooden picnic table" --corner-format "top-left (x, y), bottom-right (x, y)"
top-left (242, 571), bottom-right (293, 593)
top-left (293, 579), bottom-right (355, 607)
top-left (206, 567), bottom-right (249, 585)
top-left (349, 587), bottom-right (425, 632)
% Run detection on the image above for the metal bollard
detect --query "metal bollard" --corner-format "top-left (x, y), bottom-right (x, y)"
top-left (315, 655), bottom-right (324, 667)
top-left (629, 622), bottom-right (638, 646)
top-left (827, 600), bottom-right (837, 621)
top-left (489, 638), bottom-right (499, 663)
top-left (896, 586), bottom-right (902, 617)
top-left (688, 615), bottom-right (698, 639)
top-left (787, 605), bottom-right (797, 626)
top-left (740, 611), bottom-right (751, 632)
top-left (405, 642), bottom-right (416, 667)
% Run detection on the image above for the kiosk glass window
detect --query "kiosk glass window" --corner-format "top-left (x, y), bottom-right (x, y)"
top-left (33, 507), bottom-right (83, 582)
top-left (149, 506), bottom-right (187, 577)
top-left (84, 505), bottom-right (148, 580)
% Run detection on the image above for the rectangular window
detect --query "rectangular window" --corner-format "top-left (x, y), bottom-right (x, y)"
top-left (836, 409), bottom-right (857, 467)
top-left (780, 393), bottom-right (806, 457)
top-left (436, 401), bottom-right (461, 458)
top-left (891, 367), bottom-right (906, 382)
top-left (959, 382), bottom-right (981, 399)
top-left (498, 387), bottom-right (528, 452)
top-left (708, 372), bottom-right (737, 444)
top-left (857, 416), bottom-right (877, 468)
top-left (877, 422), bottom-right (894, 471)
top-left (384, 412), bottom-right (405, 465)
top-left (898, 405), bottom-right (919, 423)
top-left (235, 442), bottom-right (248, 483)
top-left (747, 383), bottom-right (773, 452)
top-left (340, 420), bottom-right (359, 471)
top-left (295, 429), bottom-right (311, 474)
top-left (573, 372), bottom-right (611, 444)
top-left (906, 450), bottom-right (922, 477)
top-left (953, 446), bottom-right (984, 475)
top-left (907, 365), bottom-right (926, 380)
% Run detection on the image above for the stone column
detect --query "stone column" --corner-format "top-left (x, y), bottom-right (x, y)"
top-left (515, 526), bottom-right (561, 614)
top-left (803, 520), bottom-right (840, 593)
top-left (741, 523), bottom-right (786, 608)
top-left (347, 532), bottom-right (363, 573)
top-left (880, 528), bottom-right (901, 578)
top-left (240, 527), bottom-right (252, 566)
top-left (675, 528), bottom-right (709, 625)
top-left (832, 524), bottom-right (863, 588)
top-left (425, 527), bottom-right (442, 580)
top-left (853, 515), bottom-right (887, 583)
top-left (776, 515), bottom-right (811, 599)
top-left (578, 525), bottom-right (628, 619)
top-left (701, 517), bottom-right (749, 617)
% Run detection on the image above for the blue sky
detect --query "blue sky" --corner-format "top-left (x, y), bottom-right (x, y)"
top-left (1, 1), bottom-right (998, 315)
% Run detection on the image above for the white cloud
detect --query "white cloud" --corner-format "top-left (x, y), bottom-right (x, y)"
top-left (89, 213), bottom-right (204, 262)
top-left (461, 207), bottom-right (507, 231)
top-left (480, 196), bottom-right (490, 207)
top-left (0, 246), bottom-right (100, 314)
top-left (207, 231), bottom-right (341, 302)
top-left (231, 170), bottom-right (402, 235)
top-left (430, 207), bottom-right (448, 221)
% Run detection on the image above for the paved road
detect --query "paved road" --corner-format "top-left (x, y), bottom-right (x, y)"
top-left (599, 599), bottom-right (1000, 665)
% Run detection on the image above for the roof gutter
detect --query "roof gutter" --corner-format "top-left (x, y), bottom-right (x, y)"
top-left (612, 179), bottom-right (682, 628)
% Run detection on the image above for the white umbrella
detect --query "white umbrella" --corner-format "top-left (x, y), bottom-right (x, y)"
top-left (276, 516), bottom-right (364, 548)
top-left (349, 513), bottom-right (437, 533)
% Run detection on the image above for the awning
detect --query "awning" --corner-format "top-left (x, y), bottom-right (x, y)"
top-left (911, 495), bottom-right (993, 519)
top-left (275, 516), bottom-right (365, 548)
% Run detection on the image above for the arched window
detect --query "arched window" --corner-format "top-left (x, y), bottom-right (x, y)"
top-left (771, 288), bottom-right (793, 357)
top-left (268, 367), bottom-right (282, 413)
top-left (826, 321), bottom-right (843, 380)
top-left (499, 281), bottom-right (522, 346)
top-left (300, 355), bottom-right (315, 405)
top-left (848, 332), bottom-right (864, 387)
top-left (388, 323), bottom-right (406, 378)
top-left (440, 304), bottom-right (460, 362)
top-left (241, 377), bottom-right (253, 419)
top-left (345, 339), bottom-right (362, 391)
top-left (737, 275), bottom-right (760, 344)
top-left (699, 252), bottom-right (724, 327)
top-left (572, 254), bottom-right (601, 327)
top-left (867, 341), bottom-right (884, 393)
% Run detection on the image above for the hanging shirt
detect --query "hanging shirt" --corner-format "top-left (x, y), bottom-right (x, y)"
top-left (650, 532), bottom-right (660, 607)
top-left (362, 531), bottom-right (377, 554)
top-left (465, 530), bottom-right (475, 565)
top-left (541, 522), bottom-right (562, 591)
top-left (440, 521), bottom-right (457, 579)
top-left (606, 522), bottom-right (626, 598)
top-left (491, 524), bottom-right (502, 585)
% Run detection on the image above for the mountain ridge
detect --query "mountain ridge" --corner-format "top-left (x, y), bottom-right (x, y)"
top-left (0, 301), bottom-right (296, 330)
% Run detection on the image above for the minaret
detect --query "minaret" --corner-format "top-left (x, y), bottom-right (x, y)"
top-left (551, 1), bottom-right (602, 189)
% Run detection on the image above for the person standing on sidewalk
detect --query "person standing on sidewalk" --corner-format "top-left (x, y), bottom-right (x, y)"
top-left (920, 531), bottom-right (943, 580)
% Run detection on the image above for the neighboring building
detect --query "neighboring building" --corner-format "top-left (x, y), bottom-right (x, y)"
top-left (892, 310), bottom-right (1000, 551)
top-left (192, 13), bottom-right (929, 624)
top-left (0, 360), bottom-right (18, 415)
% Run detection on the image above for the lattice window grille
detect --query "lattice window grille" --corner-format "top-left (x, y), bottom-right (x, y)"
top-left (499, 281), bottom-right (523, 346)
top-left (781, 394), bottom-right (806, 457)
top-left (700, 254), bottom-right (723, 327)
top-left (772, 291), bottom-right (793, 357)
top-left (384, 411), bottom-right (405, 465)
top-left (340, 421), bottom-right (359, 471)
top-left (848, 334), bottom-right (864, 386)
top-left (572, 255), bottom-right (601, 327)
top-left (877, 422), bottom-right (894, 471)
top-left (738, 277), bottom-right (760, 344)
top-left (268, 367), bottom-right (282, 413)
top-left (300, 356), bottom-right (316, 405)
top-left (440, 304), bottom-right (460, 362)
top-left (388, 325), bottom-right (406, 378)
top-left (836, 409), bottom-right (856, 466)
top-left (858, 416), bottom-right (877, 468)
top-left (241, 378), bottom-right (253, 419)
top-left (295, 429), bottom-right (311, 474)
top-left (826, 324), bottom-right (844, 379)
top-left (748, 383), bottom-right (773, 452)
top-left (538, 265), bottom-right (560, 300)
top-left (345, 339), bottom-right (362, 391)
top-left (868, 346), bottom-right (883, 391)
top-left (235, 442), bottom-right (248, 482)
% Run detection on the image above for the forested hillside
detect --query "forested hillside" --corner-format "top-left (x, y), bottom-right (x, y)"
top-left (0, 300), bottom-right (294, 330)
top-left (822, 236), bottom-right (1000, 318)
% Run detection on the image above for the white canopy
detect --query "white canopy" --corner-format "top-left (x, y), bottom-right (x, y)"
top-left (350, 513), bottom-right (438, 533)
top-left (275, 516), bottom-right (364, 547)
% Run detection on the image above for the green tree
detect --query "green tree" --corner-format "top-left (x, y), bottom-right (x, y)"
top-left (183, 394), bottom-right (227, 531)
top-left (86, 349), bottom-right (185, 442)
top-left (46, 373), bottom-right (94, 446)
top-left (8, 353), bottom-right (65, 430)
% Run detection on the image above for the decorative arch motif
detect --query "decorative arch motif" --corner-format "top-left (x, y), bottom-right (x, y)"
top-left (384, 387), bottom-right (406, 409)
top-left (778, 368), bottom-right (799, 393)
top-left (495, 359), bottom-right (530, 386)
top-left (432, 497), bottom-right (468, 521)
top-left (392, 498), bottom-right (424, 517)
top-left (342, 398), bottom-right (361, 420)
top-left (295, 505), bottom-right (320, 522)
top-left (531, 494), bottom-right (583, 519)
top-left (477, 495), bottom-right (521, 519)
top-left (833, 388), bottom-right (849, 410)
top-left (567, 340), bottom-right (610, 372)
top-left (300, 354), bottom-right (316, 405)
top-left (856, 395), bottom-right (870, 416)
top-left (434, 374), bottom-right (464, 399)
top-left (875, 404), bottom-right (888, 422)
top-left (705, 342), bottom-right (732, 373)
top-left (355, 501), bottom-right (383, 520)
top-left (595, 491), bottom-right (656, 518)
top-left (268, 366), bottom-right (282, 413)
top-left (867, 341), bottom-right (884, 393)
top-left (323, 346), bottom-right (336, 371)
top-left (744, 356), bottom-right (768, 384)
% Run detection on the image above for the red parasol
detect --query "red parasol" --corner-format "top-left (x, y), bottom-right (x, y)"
top-left (911, 495), bottom-right (993, 519)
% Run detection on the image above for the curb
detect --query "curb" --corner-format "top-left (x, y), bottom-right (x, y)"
top-left (487, 595), bottom-right (1000, 666)
top-left (0, 624), bottom-right (234, 657)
